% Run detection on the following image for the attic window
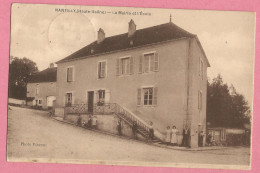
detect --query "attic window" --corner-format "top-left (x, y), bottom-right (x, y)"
top-left (130, 40), bottom-right (133, 45)
top-left (91, 48), bottom-right (94, 54)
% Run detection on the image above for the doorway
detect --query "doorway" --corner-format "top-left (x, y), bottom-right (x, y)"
top-left (88, 91), bottom-right (94, 113)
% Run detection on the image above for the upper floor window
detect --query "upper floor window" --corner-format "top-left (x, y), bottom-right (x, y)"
top-left (139, 52), bottom-right (159, 73)
top-left (67, 67), bottom-right (74, 82)
top-left (98, 61), bottom-right (106, 79)
top-left (137, 87), bottom-right (158, 106)
top-left (116, 56), bottom-right (134, 76)
top-left (199, 59), bottom-right (204, 80)
top-left (36, 87), bottom-right (39, 95)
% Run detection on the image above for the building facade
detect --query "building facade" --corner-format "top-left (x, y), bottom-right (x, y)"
top-left (55, 20), bottom-right (210, 147)
top-left (27, 64), bottom-right (57, 109)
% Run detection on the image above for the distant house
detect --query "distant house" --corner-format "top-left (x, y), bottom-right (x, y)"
top-left (55, 19), bottom-right (210, 147)
top-left (26, 63), bottom-right (57, 109)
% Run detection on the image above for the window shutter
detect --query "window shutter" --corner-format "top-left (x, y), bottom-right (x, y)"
top-left (130, 56), bottom-right (134, 74)
top-left (201, 61), bottom-right (204, 80)
top-left (138, 55), bottom-right (143, 73)
top-left (105, 89), bottom-right (110, 103)
top-left (198, 58), bottom-right (201, 76)
top-left (68, 67), bottom-right (73, 82)
top-left (101, 61), bottom-right (106, 78)
top-left (198, 91), bottom-right (200, 109)
top-left (153, 87), bottom-right (158, 105)
top-left (198, 91), bottom-right (202, 109)
top-left (116, 59), bottom-right (120, 76)
top-left (137, 88), bottom-right (142, 106)
top-left (154, 52), bottom-right (159, 71)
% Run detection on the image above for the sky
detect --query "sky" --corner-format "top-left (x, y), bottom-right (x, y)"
top-left (10, 4), bottom-right (255, 108)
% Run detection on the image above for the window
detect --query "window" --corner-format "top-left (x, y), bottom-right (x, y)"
top-left (98, 61), bottom-right (106, 78)
top-left (121, 58), bottom-right (130, 75)
top-left (137, 87), bottom-right (158, 106)
top-left (139, 52), bottom-right (159, 73)
top-left (66, 93), bottom-right (73, 106)
top-left (38, 99), bottom-right (42, 105)
top-left (36, 87), bottom-right (39, 95)
top-left (97, 90), bottom-right (105, 106)
top-left (67, 67), bottom-right (74, 82)
top-left (116, 57), bottom-right (133, 76)
top-left (199, 59), bottom-right (204, 80)
top-left (143, 88), bottom-right (153, 105)
top-left (198, 91), bottom-right (202, 110)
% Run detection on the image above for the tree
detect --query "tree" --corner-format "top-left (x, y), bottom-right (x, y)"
top-left (207, 74), bottom-right (251, 128)
top-left (8, 57), bottom-right (38, 99)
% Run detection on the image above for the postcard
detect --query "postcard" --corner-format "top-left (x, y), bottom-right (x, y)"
top-left (7, 3), bottom-right (255, 170)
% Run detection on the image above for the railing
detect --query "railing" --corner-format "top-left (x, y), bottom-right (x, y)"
top-left (114, 103), bottom-right (151, 133)
top-left (94, 103), bottom-right (116, 115)
top-left (65, 104), bottom-right (89, 114)
top-left (65, 102), bottom-right (161, 140)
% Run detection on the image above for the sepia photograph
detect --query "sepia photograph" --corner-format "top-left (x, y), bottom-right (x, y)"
top-left (7, 3), bottom-right (255, 170)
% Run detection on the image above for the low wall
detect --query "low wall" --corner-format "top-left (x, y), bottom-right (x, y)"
top-left (8, 98), bottom-right (26, 105)
top-left (55, 108), bottom-right (65, 118)
top-left (65, 113), bottom-right (145, 140)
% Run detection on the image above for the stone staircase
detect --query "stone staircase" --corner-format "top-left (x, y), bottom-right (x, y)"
top-left (114, 103), bottom-right (162, 144)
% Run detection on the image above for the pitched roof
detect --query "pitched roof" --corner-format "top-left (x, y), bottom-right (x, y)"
top-left (57, 22), bottom-right (196, 63)
top-left (28, 67), bottom-right (57, 83)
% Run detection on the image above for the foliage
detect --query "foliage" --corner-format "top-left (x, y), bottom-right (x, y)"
top-left (207, 74), bottom-right (251, 128)
top-left (9, 56), bottom-right (38, 99)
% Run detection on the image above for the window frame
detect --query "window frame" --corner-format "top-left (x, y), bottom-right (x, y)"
top-left (97, 60), bottom-right (107, 79)
top-left (143, 87), bottom-right (153, 106)
top-left (137, 86), bottom-right (158, 107)
top-left (65, 92), bottom-right (73, 107)
top-left (140, 51), bottom-right (159, 74)
top-left (117, 55), bottom-right (133, 76)
top-left (38, 99), bottom-right (43, 105)
top-left (66, 66), bottom-right (74, 82)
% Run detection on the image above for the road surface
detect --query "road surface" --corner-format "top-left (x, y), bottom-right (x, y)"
top-left (7, 106), bottom-right (251, 169)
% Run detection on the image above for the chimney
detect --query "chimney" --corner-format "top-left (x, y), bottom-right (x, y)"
top-left (128, 19), bottom-right (136, 37)
top-left (49, 63), bottom-right (54, 68)
top-left (97, 28), bottom-right (105, 44)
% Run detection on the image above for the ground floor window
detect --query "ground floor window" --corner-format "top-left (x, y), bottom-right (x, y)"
top-left (66, 93), bottom-right (73, 106)
top-left (97, 90), bottom-right (105, 106)
top-left (143, 88), bottom-right (153, 105)
top-left (137, 87), bottom-right (158, 106)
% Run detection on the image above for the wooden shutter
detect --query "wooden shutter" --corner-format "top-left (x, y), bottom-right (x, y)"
top-left (137, 88), bottom-right (142, 106)
top-left (153, 87), bottom-right (158, 105)
top-left (105, 89), bottom-right (110, 103)
top-left (101, 61), bottom-right (106, 78)
top-left (138, 55), bottom-right (143, 73)
top-left (154, 52), bottom-right (159, 71)
top-left (129, 56), bottom-right (134, 74)
top-left (198, 91), bottom-right (200, 109)
top-left (67, 67), bottom-right (73, 82)
top-left (198, 91), bottom-right (202, 109)
top-left (116, 59), bottom-right (119, 76)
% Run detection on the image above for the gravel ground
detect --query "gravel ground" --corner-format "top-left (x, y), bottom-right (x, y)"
top-left (7, 106), bottom-right (251, 169)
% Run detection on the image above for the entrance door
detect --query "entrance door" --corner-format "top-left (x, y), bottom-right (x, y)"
top-left (88, 91), bottom-right (94, 113)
